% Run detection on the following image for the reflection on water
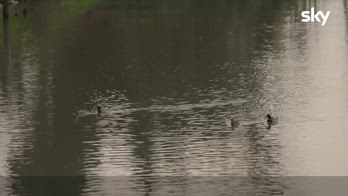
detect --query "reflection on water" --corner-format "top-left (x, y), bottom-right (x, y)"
top-left (1, 0), bottom-right (348, 195)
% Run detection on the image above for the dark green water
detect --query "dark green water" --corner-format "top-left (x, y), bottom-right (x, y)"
top-left (1, 0), bottom-right (348, 195)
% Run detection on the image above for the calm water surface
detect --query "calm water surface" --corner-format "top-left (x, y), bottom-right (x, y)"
top-left (1, 0), bottom-right (348, 195)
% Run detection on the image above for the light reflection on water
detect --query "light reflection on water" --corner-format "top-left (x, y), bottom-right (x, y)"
top-left (1, 0), bottom-right (348, 195)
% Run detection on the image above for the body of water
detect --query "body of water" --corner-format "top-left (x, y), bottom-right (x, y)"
top-left (1, 0), bottom-right (348, 195)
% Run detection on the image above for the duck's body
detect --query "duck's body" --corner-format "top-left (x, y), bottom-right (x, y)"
top-left (266, 114), bottom-right (278, 124)
top-left (74, 106), bottom-right (103, 119)
top-left (230, 118), bottom-right (240, 127)
top-left (226, 118), bottom-right (239, 128)
top-left (74, 110), bottom-right (94, 118)
top-left (97, 105), bottom-right (112, 116)
top-left (97, 105), bottom-right (102, 115)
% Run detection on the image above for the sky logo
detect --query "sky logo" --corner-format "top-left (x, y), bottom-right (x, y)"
top-left (301, 7), bottom-right (331, 26)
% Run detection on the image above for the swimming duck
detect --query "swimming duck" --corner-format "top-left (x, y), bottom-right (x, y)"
top-left (230, 118), bottom-right (240, 127)
top-left (96, 105), bottom-right (114, 117)
top-left (226, 118), bottom-right (239, 128)
top-left (74, 106), bottom-right (102, 118)
top-left (73, 109), bottom-right (90, 118)
top-left (97, 105), bottom-right (102, 115)
top-left (266, 114), bottom-right (278, 124)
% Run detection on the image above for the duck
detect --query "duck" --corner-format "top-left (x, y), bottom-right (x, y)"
top-left (230, 118), bottom-right (240, 127)
top-left (96, 105), bottom-right (114, 117)
top-left (226, 118), bottom-right (239, 128)
top-left (266, 114), bottom-right (278, 124)
top-left (74, 105), bottom-right (101, 118)
top-left (73, 109), bottom-right (91, 118)
top-left (97, 105), bottom-right (102, 115)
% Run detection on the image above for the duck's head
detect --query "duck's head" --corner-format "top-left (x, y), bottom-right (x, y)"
top-left (266, 114), bottom-right (272, 119)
